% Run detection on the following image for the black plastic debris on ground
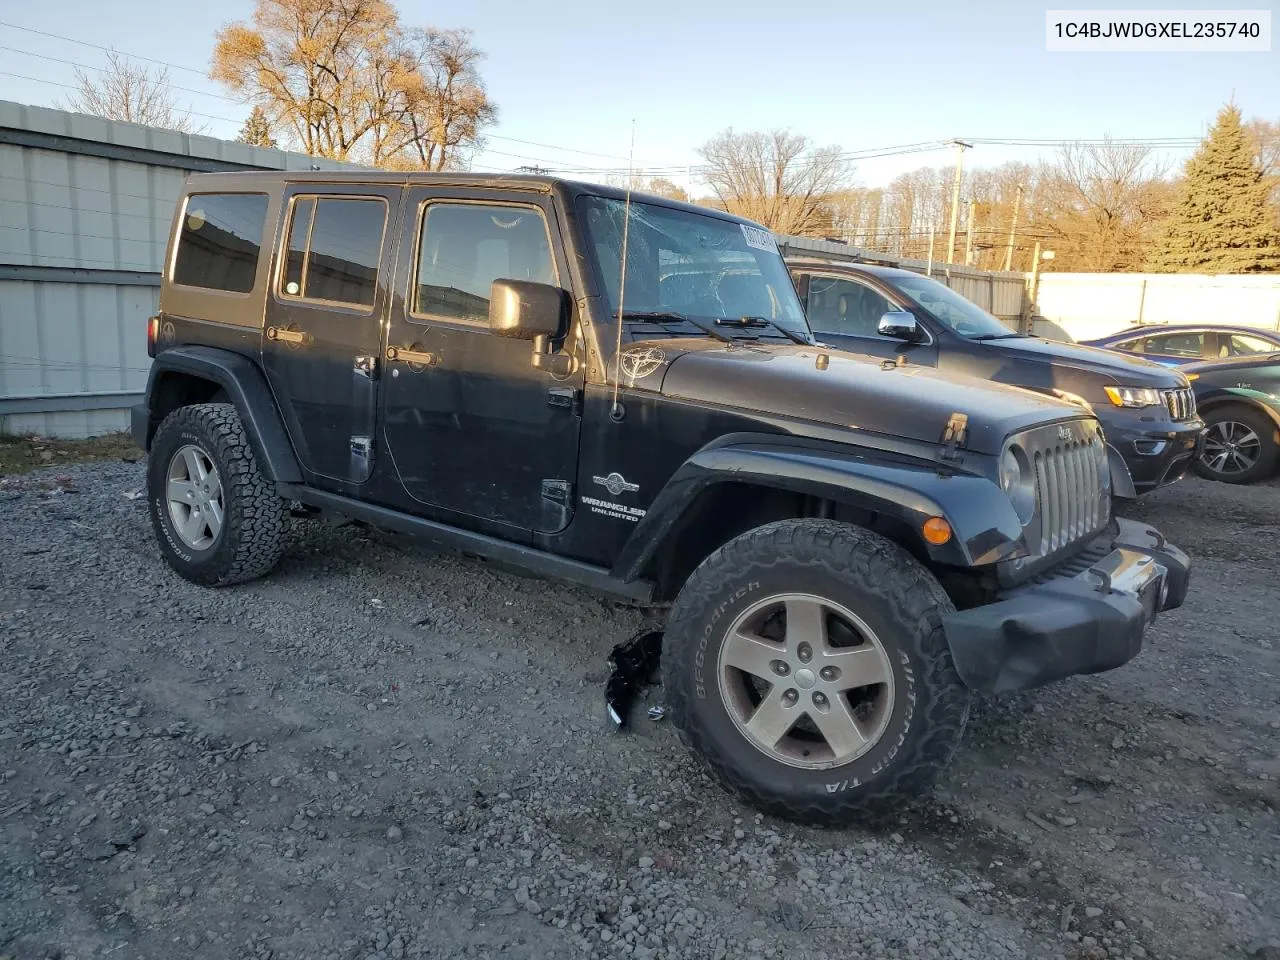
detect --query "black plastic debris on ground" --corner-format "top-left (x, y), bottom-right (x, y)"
top-left (605, 628), bottom-right (663, 729)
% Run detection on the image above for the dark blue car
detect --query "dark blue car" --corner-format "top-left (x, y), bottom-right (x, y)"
top-left (1081, 324), bottom-right (1280, 367)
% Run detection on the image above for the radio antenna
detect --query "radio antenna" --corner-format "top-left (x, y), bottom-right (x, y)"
top-left (609, 120), bottom-right (636, 421)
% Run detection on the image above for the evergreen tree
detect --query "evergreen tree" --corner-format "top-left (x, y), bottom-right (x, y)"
top-left (1151, 104), bottom-right (1280, 273)
top-left (237, 107), bottom-right (278, 149)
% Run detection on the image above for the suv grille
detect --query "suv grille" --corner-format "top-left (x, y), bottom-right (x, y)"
top-left (1163, 387), bottom-right (1196, 422)
top-left (1016, 420), bottom-right (1111, 558)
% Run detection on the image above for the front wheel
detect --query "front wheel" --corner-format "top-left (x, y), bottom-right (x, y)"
top-left (662, 519), bottom-right (971, 824)
top-left (1193, 404), bottom-right (1279, 485)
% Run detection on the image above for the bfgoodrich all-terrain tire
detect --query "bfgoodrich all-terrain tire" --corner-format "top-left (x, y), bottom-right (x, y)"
top-left (663, 519), bottom-right (970, 825)
top-left (147, 403), bottom-right (285, 586)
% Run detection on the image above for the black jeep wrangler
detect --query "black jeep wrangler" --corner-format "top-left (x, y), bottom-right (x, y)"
top-left (133, 172), bottom-right (1190, 823)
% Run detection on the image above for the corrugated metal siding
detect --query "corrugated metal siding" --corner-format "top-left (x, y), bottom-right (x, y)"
top-left (0, 100), bottom-right (355, 438)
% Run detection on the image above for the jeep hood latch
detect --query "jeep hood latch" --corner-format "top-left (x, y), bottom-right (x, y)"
top-left (940, 412), bottom-right (969, 462)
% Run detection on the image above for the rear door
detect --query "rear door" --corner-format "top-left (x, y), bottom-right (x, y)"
top-left (263, 184), bottom-right (402, 488)
top-left (379, 188), bottom-right (583, 536)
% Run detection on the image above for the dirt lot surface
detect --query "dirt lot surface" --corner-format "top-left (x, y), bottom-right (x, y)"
top-left (1, 462), bottom-right (1276, 960)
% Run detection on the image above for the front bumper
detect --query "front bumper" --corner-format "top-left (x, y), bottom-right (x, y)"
top-left (1101, 411), bottom-right (1202, 497)
top-left (942, 518), bottom-right (1190, 693)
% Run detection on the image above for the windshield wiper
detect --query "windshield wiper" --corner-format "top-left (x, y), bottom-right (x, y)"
top-left (718, 315), bottom-right (813, 345)
top-left (970, 332), bottom-right (1023, 341)
top-left (619, 311), bottom-right (735, 344)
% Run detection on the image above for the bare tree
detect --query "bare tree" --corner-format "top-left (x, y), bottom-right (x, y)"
top-left (1032, 138), bottom-right (1170, 272)
top-left (380, 28), bottom-right (498, 171)
top-left (212, 0), bottom-right (495, 168)
top-left (212, 0), bottom-right (402, 160)
top-left (60, 50), bottom-right (198, 133)
top-left (698, 129), bottom-right (852, 235)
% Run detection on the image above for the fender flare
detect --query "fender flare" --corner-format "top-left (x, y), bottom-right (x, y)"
top-left (1196, 390), bottom-right (1280, 431)
top-left (612, 434), bottom-right (1027, 581)
top-left (1105, 443), bottom-right (1138, 500)
top-left (141, 345), bottom-right (302, 483)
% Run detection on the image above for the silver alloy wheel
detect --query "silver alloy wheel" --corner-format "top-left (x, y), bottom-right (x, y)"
top-left (718, 593), bottom-right (895, 770)
top-left (1201, 420), bottom-right (1261, 476)
top-left (166, 444), bottom-right (224, 550)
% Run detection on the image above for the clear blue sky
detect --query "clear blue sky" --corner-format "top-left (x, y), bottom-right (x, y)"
top-left (1, 0), bottom-right (1276, 187)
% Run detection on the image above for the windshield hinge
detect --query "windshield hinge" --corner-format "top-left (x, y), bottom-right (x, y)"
top-left (940, 413), bottom-right (968, 462)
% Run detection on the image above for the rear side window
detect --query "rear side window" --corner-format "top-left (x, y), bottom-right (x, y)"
top-left (280, 196), bottom-right (388, 309)
top-left (1141, 332), bottom-right (1204, 358)
top-left (412, 202), bottom-right (555, 324)
top-left (172, 193), bottom-right (269, 293)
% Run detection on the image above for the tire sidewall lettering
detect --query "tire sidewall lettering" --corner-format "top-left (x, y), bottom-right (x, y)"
top-left (693, 581), bottom-right (759, 699)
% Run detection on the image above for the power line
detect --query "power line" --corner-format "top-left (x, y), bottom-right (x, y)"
top-left (0, 20), bottom-right (674, 167)
top-left (0, 70), bottom-right (244, 126)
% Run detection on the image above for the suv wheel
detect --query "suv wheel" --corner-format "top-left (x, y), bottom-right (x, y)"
top-left (147, 403), bottom-right (285, 586)
top-left (663, 519), bottom-right (970, 824)
top-left (1193, 404), bottom-right (1279, 485)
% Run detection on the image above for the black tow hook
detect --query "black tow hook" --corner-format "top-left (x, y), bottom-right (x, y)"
top-left (605, 628), bottom-right (664, 729)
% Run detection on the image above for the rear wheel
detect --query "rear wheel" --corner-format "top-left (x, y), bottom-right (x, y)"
top-left (148, 403), bottom-right (285, 586)
top-left (662, 519), bottom-right (970, 824)
top-left (1194, 404), bottom-right (1278, 485)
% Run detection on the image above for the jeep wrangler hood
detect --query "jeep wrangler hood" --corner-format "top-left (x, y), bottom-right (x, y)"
top-left (982, 336), bottom-right (1186, 387)
top-left (652, 342), bottom-right (1081, 455)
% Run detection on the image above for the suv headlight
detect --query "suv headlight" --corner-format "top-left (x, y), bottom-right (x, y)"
top-left (999, 444), bottom-right (1036, 525)
top-left (1103, 386), bottom-right (1163, 408)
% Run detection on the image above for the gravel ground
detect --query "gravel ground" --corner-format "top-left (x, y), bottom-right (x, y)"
top-left (0, 463), bottom-right (1276, 960)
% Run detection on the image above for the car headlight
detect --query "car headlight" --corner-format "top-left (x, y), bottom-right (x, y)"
top-left (999, 444), bottom-right (1036, 525)
top-left (1103, 386), bottom-right (1163, 408)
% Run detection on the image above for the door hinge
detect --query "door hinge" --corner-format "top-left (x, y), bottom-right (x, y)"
top-left (541, 479), bottom-right (573, 505)
top-left (547, 387), bottom-right (580, 413)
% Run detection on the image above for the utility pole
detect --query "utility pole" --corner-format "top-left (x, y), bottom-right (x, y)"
top-left (1003, 184), bottom-right (1023, 271)
top-left (945, 139), bottom-right (972, 264)
top-left (964, 198), bottom-right (975, 267)
top-left (926, 228), bottom-right (936, 277)
top-left (1023, 240), bottom-right (1042, 335)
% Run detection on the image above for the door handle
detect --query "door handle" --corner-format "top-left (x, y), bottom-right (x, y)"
top-left (266, 326), bottom-right (311, 345)
top-left (386, 346), bottom-right (438, 366)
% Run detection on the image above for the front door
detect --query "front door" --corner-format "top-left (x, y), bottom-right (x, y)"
top-left (263, 184), bottom-right (402, 488)
top-left (380, 188), bottom-right (583, 536)
top-left (798, 272), bottom-right (939, 365)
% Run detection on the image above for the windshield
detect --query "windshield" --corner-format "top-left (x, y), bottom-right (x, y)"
top-left (891, 273), bottom-right (1017, 340)
top-left (576, 195), bottom-right (809, 336)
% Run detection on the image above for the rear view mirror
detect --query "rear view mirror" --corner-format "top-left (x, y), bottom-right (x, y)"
top-left (490, 279), bottom-right (575, 377)
top-left (878, 310), bottom-right (922, 342)
top-left (489, 279), bottom-right (566, 341)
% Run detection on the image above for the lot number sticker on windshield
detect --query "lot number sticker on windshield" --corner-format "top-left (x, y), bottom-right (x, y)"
top-left (741, 224), bottom-right (777, 253)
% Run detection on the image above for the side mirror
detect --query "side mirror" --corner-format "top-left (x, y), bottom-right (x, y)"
top-left (489, 279), bottom-right (576, 378)
top-left (489, 279), bottom-right (566, 341)
top-left (878, 309), bottom-right (922, 342)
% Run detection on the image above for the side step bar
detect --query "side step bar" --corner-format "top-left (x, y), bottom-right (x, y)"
top-left (277, 483), bottom-right (655, 603)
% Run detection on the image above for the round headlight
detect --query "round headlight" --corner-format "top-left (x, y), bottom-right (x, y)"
top-left (1000, 444), bottom-right (1036, 525)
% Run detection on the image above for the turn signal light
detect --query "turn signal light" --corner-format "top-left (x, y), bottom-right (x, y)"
top-left (147, 314), bottom-right (160, 358)
top-left (922, 516), bottom-right (953, 545)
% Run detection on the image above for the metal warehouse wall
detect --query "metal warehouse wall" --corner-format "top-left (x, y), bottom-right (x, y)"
top-left (1033, 272), bottom-right (1280, 341)
top-left (0, 100), bottom-right (354, 438)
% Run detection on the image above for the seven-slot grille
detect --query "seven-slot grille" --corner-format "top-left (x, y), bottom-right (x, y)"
top-left (1018, 421), bottom-right (1110, 557)
top-left (1163, 387), bottom-right (1196, 422)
